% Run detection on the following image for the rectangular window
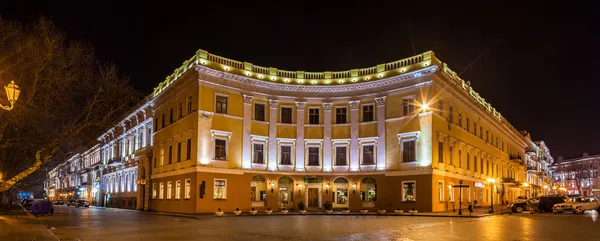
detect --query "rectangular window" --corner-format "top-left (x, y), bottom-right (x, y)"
top-left (186, 139), bottom-right (192, 160)
top-left (480, 157), bottom-right (484, 174)
top-left (502, 141), bottom-right (504, 151)
top-left (495, 137), bottom-right (499, 147)
top-left (175, 180), bottom-right (181, 200)
top-left (449, 183), bottom-right (455, 202)
top-left (280, 146), bottom-right (292, 165)
top-left (362, 105), bottom-right (374, 122)
top-left (458, 111), bottom-right (462, 128)
top-left (281, 107), bottom-right (292, 124)
top-left (486, 130), bottom-right (489, 142)
top-left (448, 104), bottom-right (454, 123)
top-left (466, 117), bottom-right (470, 132)
top-left (160, 148), bottom-right (164, 166)
top-left (161, 113), bottom-right (166, 128)
top-left (403, 98), bottom-right (415, 116)
top-left (335, 146), bottom-right (347, 166)
top-left (474, 122), bottom-right (477, 135)
top-left (362, 145), bottom-right (374, 164)
top-left (308, 147), bottom-right (320, 166)
top-left (437, 100), bottom-right (444, 116)
top-left (254, 103), bottom-right (265, 121)
top-left (178, 102), bottom-right (183, 119)
top-left (449, 146), bottom-right (453, 165)
top-left (437, 181), bottom-right (444, 201)
top-left (177, 142), bottom-right (181, 162)
top-left (152, 183), bottom-right (157, 199)
top-left (169, 108), bottom-right (174, 124)
top-left (167, 181), bottom-right (172, 199)
top-left (215, 139), bottom-right (227, 160)
top-left (458, 150), bottom-right (462, 168)
top-left (154, 119), bottom-right (158, 131)
top-left (187, 96), bottom-right (192, 114)
top-left (215, 95), bottom-right (228, 114)
top-left (336, 107), bottom-right (347, 124)
top-left (438, 141), bottom-right (444, 163)
top-left (252, 143), bottom-right (264, 164)
top-left (467, 153), bottom-right (471, 170)
top-left (474, 155), bottom-right (477, 172)
top-left (309, 108), bottom-right (320, 124)
top-left (402, 181), bottom-right (416, 201)
top-left (168, 145), bottom-right (173, 164)
top-left (479, 126), bottom-right (483, 138)
top-left (153, 157), bottom-right (157, 168)
top-left (184, 179), bottom-right (191, 199)
top-left (159, 182), bottom-right (164, 199)
top-left (214, 179), bottom-right (227, 199)
top-left (402, 140), bottom-right (416, 162)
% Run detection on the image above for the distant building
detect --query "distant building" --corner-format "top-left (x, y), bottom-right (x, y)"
top-left (552, 153), bottom-right (600, 196)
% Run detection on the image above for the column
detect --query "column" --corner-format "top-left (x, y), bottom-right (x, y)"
top-left (242, 94), bottom-right (253, 169)
top-left (418, 111), bottom-right (433, 167)
top-left (295, 101), bottom-right (306, 172)
top-left (322, 103), bottom-right (333, 172)
top-left (349, 101), bottom-right (360, 171)
top-left (268, 99), bottom-right (278, 171)
top-left (374, 97), bottom-right (386, 170)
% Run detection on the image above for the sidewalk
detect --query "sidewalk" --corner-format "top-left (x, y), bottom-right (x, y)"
top-left (0, 202), bottom-right (58, 241)
top-left (92, 205), bottom-right (502, 219)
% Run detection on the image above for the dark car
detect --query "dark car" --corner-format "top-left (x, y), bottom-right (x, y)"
top-left (52, 200), bottom-right (64, 205)
top-left (75, 199), bottom-right (90, 208)
top-left (21, 199), bottom-right (33, 209)
top-left (509, 195), bottom-right (566, 213)
top-left (66, 199), bottom-right (77, 206)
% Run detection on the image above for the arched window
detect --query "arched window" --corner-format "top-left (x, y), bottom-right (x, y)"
top-left (360, 177), bottom-right (377, 201)
top-left (333, 177), bottom-right (349, 207)
top-left (277, 176), bottom-right (294, 207)
top-left (250, 175), bottom-right (267, 203)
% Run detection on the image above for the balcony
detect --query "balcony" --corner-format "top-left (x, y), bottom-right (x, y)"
top-left (501, 177), bottom-right (516, 184)
top-left (107, 156), bottom-right (124, 167)
top-left (525, 148), bottom-right (536, 154)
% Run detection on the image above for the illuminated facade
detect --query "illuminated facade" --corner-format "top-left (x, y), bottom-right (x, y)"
top-left (552, 153), bottom-right (600, 196)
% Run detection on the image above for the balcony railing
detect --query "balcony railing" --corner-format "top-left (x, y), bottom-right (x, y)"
top-left (107, 156), bottom-right (124, 167)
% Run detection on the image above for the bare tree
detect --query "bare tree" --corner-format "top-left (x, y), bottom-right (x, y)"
top-left (0, 17), bottom-right (140, 205)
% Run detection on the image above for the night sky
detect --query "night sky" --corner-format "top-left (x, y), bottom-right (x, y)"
top-left (2, 1), bottom-right (598, 159)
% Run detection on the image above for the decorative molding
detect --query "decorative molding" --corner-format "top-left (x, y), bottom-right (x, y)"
top-left (348, 101), bottom-right (360, 110)
top-left (322, 102), bottom-right (333, 111)
top-left (374, 96), bottom-right (387, 106)
top-left (397, 131), bottom-right (420, 142)
top-left (295, 101), bottom-right (306, 109)
top-left (242, 94), bottom-right (254, 104)
top-left (269, 99), bottom-right (279, 108)
top-left (211, 130), bottom-right (232, 142)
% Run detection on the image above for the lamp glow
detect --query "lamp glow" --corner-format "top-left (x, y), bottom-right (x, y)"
top-left (487, 177), bottom-right (495, 184)
top-left (1, 80), bottom-right (20, 111)
top-left (523, 182), bottom-right (529, 187)
top-left (420, 103), bottom-right (429, 111)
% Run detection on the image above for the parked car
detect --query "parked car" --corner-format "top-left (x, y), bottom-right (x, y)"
top-left (553, 196), bottom-right (600, 214)
top-left (66, 199), bottom-right (77, 206)
top-left (516, 196), bottom-right (528, 203)
top-left (31, 199), bottom-right (54, 216)
top-left (52, 200), bottom-right (64, 205)
top-left (75, 199), bottom-right (90, 208)
top-left (508, 195), bottom-right (567, 213)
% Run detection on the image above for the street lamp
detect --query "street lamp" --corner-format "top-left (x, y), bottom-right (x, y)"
top-left (487, 177), bottom-right (496, 213)
top-left (0, 80), bottom-right (20, 111)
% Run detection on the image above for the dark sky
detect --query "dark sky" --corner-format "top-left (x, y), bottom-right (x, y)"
top-left (2, 1), bottom-right (598, 159)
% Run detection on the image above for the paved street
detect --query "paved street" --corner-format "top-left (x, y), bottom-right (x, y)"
top-left (29, 206), bottom-right (600, 241)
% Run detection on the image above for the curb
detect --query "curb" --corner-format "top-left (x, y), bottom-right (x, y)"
top-left (17, 202), bottom-right (60, 241)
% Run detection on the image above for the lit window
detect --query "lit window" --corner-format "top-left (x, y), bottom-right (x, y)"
top-left (281, 107), bottom-right (292, 124)
top-left (175, 180), bottom-right (181, 200)
top-left (280, 146), bottom-right (292, 165)
top-left (159, 182), bottom-right (164, 199)
top-left (403, 98), bottom-right (415, 116)
top-left (362, 105), bottom-right (374, 122)
top-left (160, 148), bottom-right (164, 166)
top-left (252, 143), bottom-right (264, 164)
top-left (335, 146), bottom-right (347, 166)
top-left (215, 95), bottom-right (228, 114)
top-left (438, 181), bottom-right (444, 201)
top-left (308, 147), bottom-right (320, 166)
top-left (309, 108), bottom-right (319, 124)
top-left (167, 181), bottom-right (172, 199)
top-left (449, 183), bottom-right (455, 202)
top-left (254, 103), bottom-right (265, 121)
top-left (184, 179), bottom-right (191, 199)
top-left (336, 107), bottom-right (347, 124)
top-left (215, 139), bottom-right (227, 160)
top-left (152, 183), bottom-right (157, 199)
top-left (362, 145), bottom-right (374, 165)
top-left (402, 181), bottom-right (416, 201)
top-left (402, 140), bottom-right (416, 162)
top-left (214, 179), bottom-right (227, 199)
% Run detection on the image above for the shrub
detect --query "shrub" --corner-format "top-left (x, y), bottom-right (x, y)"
top-left (298, 201), bottom-right (305, 210)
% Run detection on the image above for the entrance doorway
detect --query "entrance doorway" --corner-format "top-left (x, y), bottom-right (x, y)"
top-left (333, 177), bottom-right (349, 208)
top-left (308, 188), bottom-right (319, 207)
top-left (277, 176), bottom-right (294, 209)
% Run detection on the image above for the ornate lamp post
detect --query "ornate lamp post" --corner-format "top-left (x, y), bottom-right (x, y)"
top-left (1, 80), bottom-right (21, 111)
top-left (487, 177), bottom-right (496, 213)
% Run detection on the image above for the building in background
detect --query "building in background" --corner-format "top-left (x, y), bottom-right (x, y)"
top-left (552, 153), bottom-right (600, 197)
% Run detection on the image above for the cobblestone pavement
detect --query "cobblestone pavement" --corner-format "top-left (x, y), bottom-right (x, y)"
top-left (37, 206), bottom-right (600, 241)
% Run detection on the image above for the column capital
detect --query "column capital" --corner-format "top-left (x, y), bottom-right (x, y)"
top-left (322, 102), bottom-right (333, 111)
top-left (242, 94), bottom-right (254, 104)
top-left (348, 100), bottom-right (360, 110)
top-left (374, 96), bottom-right (387, 106)
top-left (296, 101), bottom-right (306, 109)
top-left (269, 99), bottom-right (279, 109)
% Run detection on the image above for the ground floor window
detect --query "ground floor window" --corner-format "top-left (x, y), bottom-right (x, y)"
top-left (360, 177), bottom-right (377, 201)
top-left (159, 182), bottom-right (164, 199)
top-left (449, 183), bottom-right (455, 202)
top-left (184, 179), bottom-right (191, 199)
top-left (402, 181), bottom-right (416, 201)
top-left (214, 179), bottom-right (227, 199)
top-left (250, 175), bottom-right (267, 202)
top-left (175, 180), bottom-right (181, 199)
top-left (167, 181), bottom-right (172, 199)
top-left (437, 181), bottom-right (444, 201)
top-left (334, 178), bottom-right (349, 206)
top-left (152, 183), bottom-right (157, 199)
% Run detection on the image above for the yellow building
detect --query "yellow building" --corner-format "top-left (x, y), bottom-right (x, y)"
top-left (146, 49), bottom-right (535, 213)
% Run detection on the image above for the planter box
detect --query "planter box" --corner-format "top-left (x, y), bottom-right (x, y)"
top-left (281, 210), bottom-right (289, 214)
top-left (394, 210), bottom-right (404, 214)
top-left (299, 210), bottom-right (307, 214)
top-left (408, 210), bottom-right (418, 214)
top-left (325, 210), bottom-right (333, 214)
top-left (342, 210), bottom-right (350, 214)
top-left (249, 210), bottom-right (258, 215)
top-left (265, 210), bottom-right (273, 215)
top-left (378, 210), bottom-right (386, 214)
top-left (215, 211), bottom-right (224, 217)
top-left (233, 211), bottom-right (242, 216)
top-left (360, 210), bottom-right (368, 214)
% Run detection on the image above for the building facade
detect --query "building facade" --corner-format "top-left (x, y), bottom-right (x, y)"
top-left (46, 49), bottom-right (555, 213)
top-left (552, 153), bottom-right (600, 197)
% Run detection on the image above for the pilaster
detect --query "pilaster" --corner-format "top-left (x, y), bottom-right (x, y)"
top-left (268, 99), bottom-right (279, 171)
top-left (242, 94), bottom-right (253, 169)
top-left (349, 100), bottom-right (360, 171)
top-left (322, 103), bottom-right (333, 172)
top-left (417, 111), bottom-right (433, 167)
top-left (295, 101), bottom-right (306, 171)
top-left (374, 97), bottom-right (386, 170)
